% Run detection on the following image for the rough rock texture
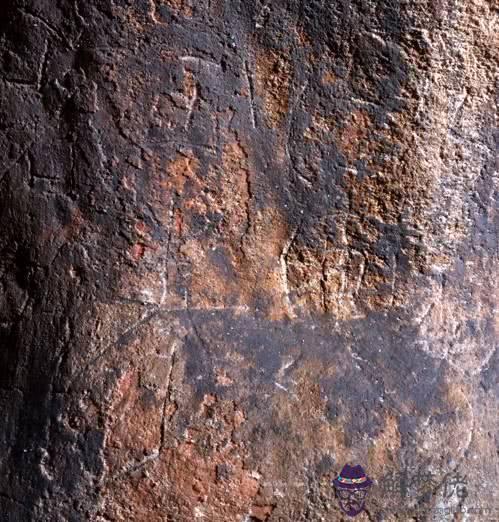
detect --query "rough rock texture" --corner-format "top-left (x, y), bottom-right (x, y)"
top-left (0, 0), bottom-right (498, 521)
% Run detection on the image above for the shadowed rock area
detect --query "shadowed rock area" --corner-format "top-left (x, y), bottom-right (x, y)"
top-left (0, 0), bottom-right (498, 520)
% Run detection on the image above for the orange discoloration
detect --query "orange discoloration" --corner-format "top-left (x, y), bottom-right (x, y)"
top-left (160, 0), bottom-right (193, 17)
top-left (171, 141), bottom-right (249, 241)
top-left (179, 200), bottom-right (293, 316)
top-left (134, 221), bottom-right (150, 238)
top-left (122, 174), bottom-right (135, 192)
top-left (130, 243), bottom-right (146, 260)
top-left (265, 377), bottom-right (350, 485)
top-left (233, 409), bottom-right (246, 429)
top-left (446, 383), bottom-right (471, 411)
top-left (161, 151), bottom-right (200, 196)
top-left (216, 368), bottom-right (234, 386)
top-left (368, 412), bottom-right (401, 476)
top-left (337, 110), bottom-right (374, 161)
top-left (169, 136), bottom-right (296, 319)
top-left (182, 69), bottom-right (196, 98)
top-left (305, 110), bottom-right (376, 163)
top-left (255, 49), bottom-right (292, 128)
top-left (295, 26), bottom-right (312, 47)
top-left (291, 102), bottom-right (443, 317)
top-left (101, 398), bottom-right (261, 522)
top-left (106, 370), bottom-right (164, 475)
top-left (322, 70), bottom-right (337, 85)
top-left (250, 504), bottom-right (275, 521)
top-left (343, 168), bottom-right (416, 226)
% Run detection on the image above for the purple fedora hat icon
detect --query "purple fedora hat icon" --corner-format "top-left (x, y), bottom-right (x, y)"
top-left (333, 464), bottom-right (372, 490)
top-left (333, 464), bottom-right (373, 517)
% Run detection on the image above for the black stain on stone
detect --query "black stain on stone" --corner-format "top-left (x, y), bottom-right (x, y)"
top-left (178, 308), bottom-right (451, 457)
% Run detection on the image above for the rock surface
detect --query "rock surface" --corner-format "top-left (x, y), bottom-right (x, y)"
top-left (0, 0), bottom-right (498, 520)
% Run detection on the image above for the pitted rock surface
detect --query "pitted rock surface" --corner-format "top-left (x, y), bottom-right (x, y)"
top-left (0, 1), bottom-right (498, 521)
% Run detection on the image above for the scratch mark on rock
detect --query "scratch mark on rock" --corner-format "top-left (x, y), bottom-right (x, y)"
top-left (274, 382), bottom-right (288, 392)
top-left (354, 252), bottom-right (367, 296)
top-left (240, 163), bottom-right (253, 255)
top-left (160, 339), bottom-right (178, 452)
top-left (0, 142), bottom-right (34, 185)
top-left (279, 223), bottom-right (301, 318)
top-left (0, 77), bottom-right (37, 88)
top-left (180, 56), bottom-right (220, 69)
top-left (285, 80), bottom-right (308, 161)
top-left (149, 0), bottom-right (160, 24)
top-left (37, 39), bottom-right (49, 91)
top-left (389, 253), bottom-right (397, 307)
top-left (184, 289), bottom-right (212, 354)
top-left (244, 60), bottom-right (257, 128)
top-left (109, 449), bottom-right (160, 483)
top-left (184, 83), bottom-right (198, 131)
top-left (18, 8), bottom-right (75, 50)
top-left (68, 309), bottom-right (161, 391)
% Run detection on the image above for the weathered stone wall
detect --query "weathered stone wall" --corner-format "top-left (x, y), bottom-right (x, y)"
top-left (0, 0), bottom-right (497, 520)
